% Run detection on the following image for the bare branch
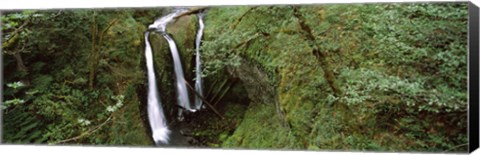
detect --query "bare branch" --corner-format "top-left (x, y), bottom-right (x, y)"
top-left (184, 79), bottom-right (225, 119)
top-left (50, 115), bottom-right (113, 145)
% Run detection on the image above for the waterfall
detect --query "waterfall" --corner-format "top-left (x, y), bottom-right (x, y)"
top-left (145, 8), bottom-right (206, 145)
top-left (148, 9), bottom-right (195, 118)
top-left (194, 12), bottom-right (205, 110)
top-left (162, 33), bottom-right (194, 112)
top-left (144, 31), bottom-right (170, 145)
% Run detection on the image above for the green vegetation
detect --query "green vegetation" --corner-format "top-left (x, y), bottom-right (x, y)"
top-left (2, 3), bottom-right (468, 152)
top-left (201, 3), bottom-right (468, 152)
top-left (2, 9), bottom-right (162, 145)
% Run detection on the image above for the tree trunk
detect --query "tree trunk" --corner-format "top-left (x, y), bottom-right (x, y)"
top-left (13, 53), bottom-right (27, 72)
top-left (2, 15), bottom-right (32, 86)
top-left (88, 12), bottom-right (98, 89)
top-left (292, 8), bottom-right (356, 133)
top-left (88, 14), bottom-right (118, 89)
top-left (312, 49), bottom-right (343, 97)
top-left (292, 7), bottom-right (343, 97)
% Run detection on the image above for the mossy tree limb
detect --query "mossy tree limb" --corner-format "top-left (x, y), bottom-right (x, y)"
top-left (2, 15), bottom-right (33, 78)
top-left (230, 7), bottom-right (257, 30)
top-left (2, 13), bottom-right (33, 47)
top-left (292, 7), bottom-right (343, 97)
top-left (2, 32), bottom-right (20, 50)
top-left (292, 7), bottom-right (357, 137)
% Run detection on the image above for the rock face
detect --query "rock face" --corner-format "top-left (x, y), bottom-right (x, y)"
top-left (227, 58), bottom-right (276, 105)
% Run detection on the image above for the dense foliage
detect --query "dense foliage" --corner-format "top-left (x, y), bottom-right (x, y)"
top-left (201, 3), bottom-right (468, 152)
top-left (2, 9), bottom-right (163, 145)
top-left (1, 3), bottom-right (469, 152)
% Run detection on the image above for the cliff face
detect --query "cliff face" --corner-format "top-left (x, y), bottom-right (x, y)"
top-left (200, 4), bottom-right (468, 151)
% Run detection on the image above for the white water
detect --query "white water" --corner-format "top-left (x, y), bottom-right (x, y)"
top-left (194, 12), bottom-right (205, 110)
top-left (144, 31), bottom-right (170, 145)
top-left (148, 9), bottom-right (188, 32)
top-left (145, 9), bottom-right (205, 144)
top-left (149, 9), bottom-right (195, 112)
top-left (162, 33), bottom-right (194, 112)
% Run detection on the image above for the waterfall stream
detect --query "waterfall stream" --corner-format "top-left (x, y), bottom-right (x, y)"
top-left (162, 33), bottom-right (194, 112)
top-left (194, 12), bottom-right (205, 110)
top-left (144, 31), bottom-right (170, 145)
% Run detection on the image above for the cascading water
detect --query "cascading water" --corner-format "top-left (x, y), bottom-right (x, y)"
top-left (148, 9), bottom-right (188, 32)
top-left (144, 31), bottom-right (170, 145)
top-left (149, 9), bottom-right (195, 113)
top-left (162, 33), bottom-right (194, 112)
top-left (194, 12), bottom-right (205, 110)
top-left (145, 8), bottom-right (206, 145)
top-left (144, 9), bottom-right (189, 145)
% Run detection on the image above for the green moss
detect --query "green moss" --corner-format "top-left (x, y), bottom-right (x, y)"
top-left (222, 103), bottom-right (299, 149)
top-left (103, 85), bottom-right (152, 145)
top-left (204, 3), bottom-right (468, 152)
